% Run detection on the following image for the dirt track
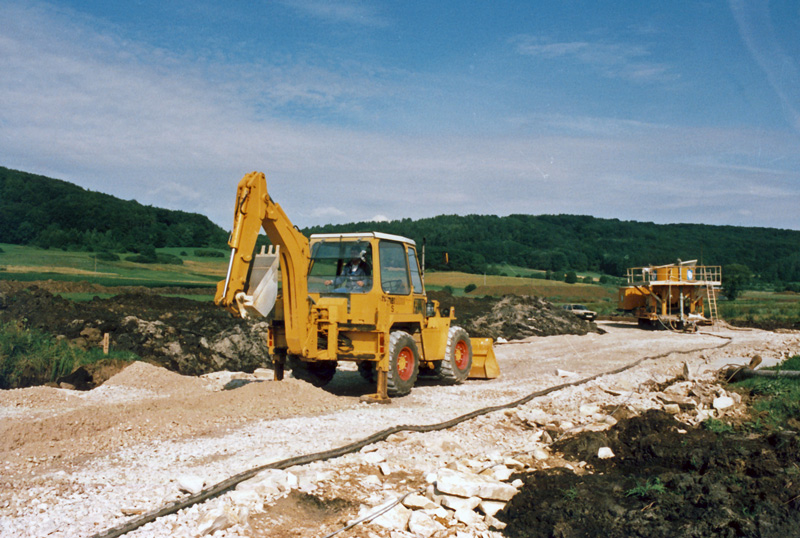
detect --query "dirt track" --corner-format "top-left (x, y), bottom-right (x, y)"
top-left (3, 322), bottom-right (799, 537)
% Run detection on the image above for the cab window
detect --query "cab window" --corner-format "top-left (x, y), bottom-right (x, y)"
top-left (408, 247), bottom-right (423, 293)
top-left (379, 241), bottom-right (410, 295)
top-left (308, 240), bottom-right (372, 294)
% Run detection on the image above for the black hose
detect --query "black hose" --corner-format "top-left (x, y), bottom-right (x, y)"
top-left (90, 334), bottom-right (732, 538)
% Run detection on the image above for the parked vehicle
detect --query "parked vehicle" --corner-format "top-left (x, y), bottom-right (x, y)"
top-left (562, 303), bottom-right (597, 321)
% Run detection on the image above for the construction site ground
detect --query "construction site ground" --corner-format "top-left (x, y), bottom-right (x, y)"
top-left (1, 283), bottom-right (800, 537)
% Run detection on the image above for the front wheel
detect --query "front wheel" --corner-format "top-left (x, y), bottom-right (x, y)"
top-left (387, 331), bottom-right (419, 397)
top-left (436, 326), bottom-right (472, 384)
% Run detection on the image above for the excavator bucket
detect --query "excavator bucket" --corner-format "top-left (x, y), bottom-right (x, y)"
top-left (236, 245), bottom-right (280, 318)
top-left (468, 338), bottom-right (500, 379)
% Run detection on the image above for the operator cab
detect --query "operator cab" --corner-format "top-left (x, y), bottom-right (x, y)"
top-left (308, 232), bottom-right (424, 297)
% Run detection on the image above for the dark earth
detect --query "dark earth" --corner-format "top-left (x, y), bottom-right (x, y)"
top-left (498, 409), bottom-right (800, 538)
top-left (3, 280), bottom-right (797, 538)
top-left (0, 281), bottom-right (600, 390)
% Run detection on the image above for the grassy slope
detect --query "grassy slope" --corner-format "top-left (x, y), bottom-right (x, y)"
top-left (3, 243), bottom-right (798, 319)
top-left (0, 244), bottom-right (225, 287)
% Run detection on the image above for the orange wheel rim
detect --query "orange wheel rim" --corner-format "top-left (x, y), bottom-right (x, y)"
top-left (454, 340), bottom-right (469, 371)
top-left (398, 347), bottom-right (414, 381)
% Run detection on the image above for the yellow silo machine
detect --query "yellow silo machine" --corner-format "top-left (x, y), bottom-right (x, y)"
top-left (618, 260), bottom-right (721, 330)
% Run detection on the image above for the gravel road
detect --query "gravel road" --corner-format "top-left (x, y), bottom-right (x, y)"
top-left (2, 322), bottom-right (798, 538)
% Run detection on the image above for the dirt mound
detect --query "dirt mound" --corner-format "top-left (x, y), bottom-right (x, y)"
top-left (0, 286), bottom-right (271, 387)
top-left (498, 410), bottom-right (800, 538)
top-left (430, 292), bottom-right (603, 340)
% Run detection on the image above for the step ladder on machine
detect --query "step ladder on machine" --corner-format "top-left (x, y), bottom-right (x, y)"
top-left (704, 275), bottom-right (719, 328)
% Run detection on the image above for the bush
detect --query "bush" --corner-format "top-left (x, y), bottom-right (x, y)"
top-left (195, 249), bottom-right (225, 258)
top-left (464, 283), bottom-right (477, 293)
top-left (565, 271), bottom-right (578, 284)
top-left (95, 251), bottom-right (119, 262)
top-left (124, 253), bottom-right (183, 265)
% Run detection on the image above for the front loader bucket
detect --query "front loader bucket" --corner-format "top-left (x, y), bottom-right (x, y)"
top-left (468, 338), bottom-right (500, 379)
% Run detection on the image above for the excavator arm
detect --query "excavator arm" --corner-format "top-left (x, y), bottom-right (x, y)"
top-left (214, 172), bottom-right (311, 354)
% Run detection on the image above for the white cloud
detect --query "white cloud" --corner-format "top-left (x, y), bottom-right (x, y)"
top-left (511, 35), bottom-right (679, 83)
top-left (0, 1), bottom-right (798, 232)
top-left (277, 0), bottom-right (388, 27)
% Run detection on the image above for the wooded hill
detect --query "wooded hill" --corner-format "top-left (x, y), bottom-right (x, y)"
top-left (3, 166), bottom-right (800, 284)
top-left (307, 216), bottom-right (800, 285)
top-left (0, 166), bottom-right (227, 253)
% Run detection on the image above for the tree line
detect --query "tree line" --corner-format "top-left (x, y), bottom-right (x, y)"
top-left (3, 166), bottom-right (800, 289)
top-left (0, 167), bottom-right (228, 253)
top-left (305, 214), bottom-right (800, 288)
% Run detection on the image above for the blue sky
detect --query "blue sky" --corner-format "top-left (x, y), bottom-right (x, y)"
top-left (2, 1), bottom-right (799, 230)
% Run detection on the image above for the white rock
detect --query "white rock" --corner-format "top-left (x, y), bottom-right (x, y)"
top-left (402, 493), bottom-right (438, 510)
top-left (579, 404), bottom-right (600, 416)
top-left (422, 506), bottom-right (450, 520)
top-left (532, 448), bottom-right (550, 461)
top-left (197, 506), bottom-right (231, 535)
top-left (485, 514), bottom-right (507, 530)
top-left (379, 462), bottom-right (393, 476)
top-left (597, 447), bottom-right (615, 459)
top-left (408, 511), bottom-right (445, 538)
top-left (454, 507), bottom-right (482, 525)
top-left (441, 495), bottom-right (481, 511)
top-left (556, 369), bottom-right (577, 377)
top-left (478, 500), bottom-right (506, 517)
top-left (713, 396), bottom-right (734, 410)
top-left (663, 403), bottom-right (681, 415)
top-left (227, 489), bottom-right (263, 512)
top-left (496, 337), bottom-right (508, 343)
top-left (363, 500), bottom-right (412, 531)
top-left (363, 475), bottom-right (382, 487)
top-left (363, 452), bottom-right (386, 464)
top-left (503, 457), bottom-right (526, 470)
top-left (435, 468), bottom-right (517, 501)
top-left (481, 465), bottom-right (513, 481)
top-left (177, 475), bottom-right (205, 495)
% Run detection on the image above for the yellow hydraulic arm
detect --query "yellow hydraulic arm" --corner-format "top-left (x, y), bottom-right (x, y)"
top-left (214, 171), bottom-right (311, 355)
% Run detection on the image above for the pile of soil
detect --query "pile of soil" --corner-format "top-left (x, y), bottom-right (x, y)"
top-left (1, 282), bottom-right (600, 390)
top-left (0, 285), bottom-right (271, 388)
top-left (430, 291), bottom-right (603, 340)
top-left (498, 410), bottom-right (800, 538)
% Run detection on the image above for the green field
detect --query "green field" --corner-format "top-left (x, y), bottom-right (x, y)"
top-left (2, 243), bottom-right (798, 322)
top-left (0, 243), bottom-right (226, 288)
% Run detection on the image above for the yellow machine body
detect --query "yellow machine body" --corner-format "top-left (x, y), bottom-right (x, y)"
top-left (214, 172), bottom-right (499, 401)
top-left (618, 262), bottom-right (722, 330)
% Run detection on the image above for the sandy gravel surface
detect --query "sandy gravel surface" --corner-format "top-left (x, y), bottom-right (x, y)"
top-left (1, 322), bottom-right (798, 538)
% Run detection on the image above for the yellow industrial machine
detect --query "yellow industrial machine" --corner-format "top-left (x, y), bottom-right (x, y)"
top-left (214, 171), bottom-right (499, 402)
top-left (618, 260), bottom-right (722, 330)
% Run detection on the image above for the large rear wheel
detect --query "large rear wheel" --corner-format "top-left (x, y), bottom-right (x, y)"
top-left (387, 331), bottom-right (419, 397)
top-left (436, 326), bottom-right (472, 384)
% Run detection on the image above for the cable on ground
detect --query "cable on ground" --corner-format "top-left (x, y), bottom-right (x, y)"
top-left (90, 332), bottom-right (732, 538)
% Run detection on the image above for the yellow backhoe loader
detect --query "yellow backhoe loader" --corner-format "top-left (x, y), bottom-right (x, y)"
top-left (214, 172), bottom-right (499, 402)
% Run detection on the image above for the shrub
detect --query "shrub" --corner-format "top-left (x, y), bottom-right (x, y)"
top-left (95, 251), bottom-right (120, 262)
top-left (464, 283), bottom-right (477, 293)
top-left (195, 249), bottom-right (225, 258)
top-left (565, 271), bottom-right (578, 284)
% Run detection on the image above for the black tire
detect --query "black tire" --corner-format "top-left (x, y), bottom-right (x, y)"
top-left (436, 326), bottom-right (472, 384)
top-left (387, 331), bottom-right (419, 397)
top-left (289, 355), bottom-right (337, 387)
